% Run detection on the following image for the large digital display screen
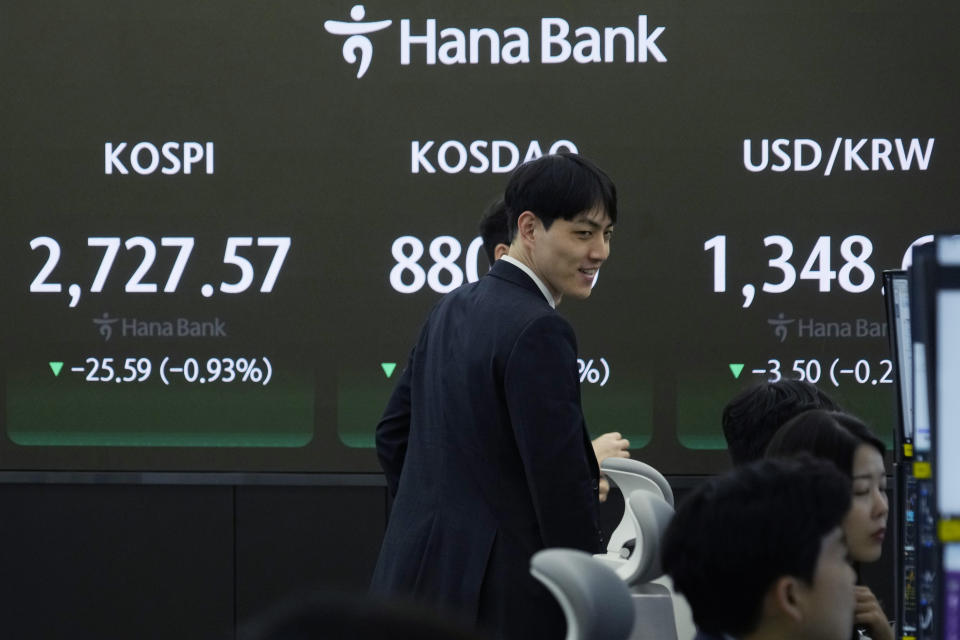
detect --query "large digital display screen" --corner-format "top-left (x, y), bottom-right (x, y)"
top-left (2, 1), bottom-right (958, 474)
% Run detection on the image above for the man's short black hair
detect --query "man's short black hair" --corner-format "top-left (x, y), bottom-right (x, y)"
top-left (503, 152), bottom-right (617, 243)
top-left (765, 409), bottom-right (886, 476)
top-left (722, 380), bottom-right (840, 466)
top-left (661, 457), bottom-right (851, 637)
top-left (478, 199), bottom-right (508, 267)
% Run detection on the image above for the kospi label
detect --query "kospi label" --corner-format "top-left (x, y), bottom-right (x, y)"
top-left (105, 142), bottom-right (215, 175)
top-left (411, 139), bottom-right (578, 174)
top-left (324, 6), bottom-right (666, 78)
top-left (743, 137), bottom-right (934, 175)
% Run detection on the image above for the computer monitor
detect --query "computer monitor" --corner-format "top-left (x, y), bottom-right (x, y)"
top-left (907, 243), bottom-right (939, 640)
top-left (933, 236), bottom-right (960, 638)
top-left (885, 270), bottom-right (917, 638)
top-left (911, 245), bottom-right (936, 455)
top-left (886, 271), bottom-right (913, 452)
top-left (935, 236), bottom-right (960, 518)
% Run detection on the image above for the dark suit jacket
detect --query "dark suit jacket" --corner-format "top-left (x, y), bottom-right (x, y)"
top-left (371, 259), bottom-right (602, 639)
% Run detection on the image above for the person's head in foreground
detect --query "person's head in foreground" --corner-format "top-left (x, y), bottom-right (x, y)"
top-left (662, 456), bottom-right (855, 640)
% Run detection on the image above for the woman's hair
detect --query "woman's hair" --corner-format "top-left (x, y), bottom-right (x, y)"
top-left (764, 409), bottom-right (885, 476)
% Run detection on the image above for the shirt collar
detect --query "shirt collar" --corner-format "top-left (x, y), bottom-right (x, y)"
top-left (500, 255), bottom-right (556, 309)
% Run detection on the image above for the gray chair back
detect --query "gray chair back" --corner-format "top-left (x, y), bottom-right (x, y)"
top-left (600, 458), bottom-right (674, 555)
top-left (602, 458), bottom-right (674, 506)
top-left (625, 490), bottom-right (673, 585)
top-left (625, 491), bottom-right (678, 640)
top-left (530, 548), bottom-right (635, 640)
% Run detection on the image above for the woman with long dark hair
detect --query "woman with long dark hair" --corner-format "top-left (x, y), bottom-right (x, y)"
top-left (766, 409), bottom-right (892, 640)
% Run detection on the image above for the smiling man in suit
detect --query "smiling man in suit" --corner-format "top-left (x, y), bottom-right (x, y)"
top-left (478, 197), bottom-right (630, 503)
top-left (371, 153), bottom-right (617, 639)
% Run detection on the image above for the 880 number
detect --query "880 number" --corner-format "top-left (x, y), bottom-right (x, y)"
top-left (390, 235), bottom-right (486, 294)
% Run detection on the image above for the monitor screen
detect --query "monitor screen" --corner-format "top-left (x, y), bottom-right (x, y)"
top-left (936, 289), bottom-right (960, 514)
top-left (890, 275), bottom-right (914, 444)
top-left (936, 237), bottom-right (960, 515)
top-left (2, 1), bottom-right (958, 474)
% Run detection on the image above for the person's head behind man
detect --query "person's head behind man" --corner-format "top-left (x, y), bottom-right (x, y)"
top-left (503, 152), bottom-right (617, 304)
top-left (661, 457), bottom-right (856, 640)
top-left (479, 199), bottom-right (509, 267)
top-left (722, 380), bottom-right (839, 466)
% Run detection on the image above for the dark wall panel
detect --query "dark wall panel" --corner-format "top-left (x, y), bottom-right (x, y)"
top-left (0, 484), bottom-right (234, 640)
top-left (235, 485), bottom-right (387, 627)
top-left (0, 480), bottom-right (896, 638)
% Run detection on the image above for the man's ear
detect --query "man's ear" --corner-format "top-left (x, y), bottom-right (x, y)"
top-left (516, 211), bottom-right (539, 247)
top-left (770, 575), bottom-right (805, 623)
top-left (493, 243), bottom-right (510, 260)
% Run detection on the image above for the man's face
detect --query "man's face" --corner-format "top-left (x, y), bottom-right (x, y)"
top-left (795, 527), bottom-right (857, 640)
top-left (528, 207), bottom-right (613, 303)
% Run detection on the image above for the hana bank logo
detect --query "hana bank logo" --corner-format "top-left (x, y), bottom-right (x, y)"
top-left (94, 312), bottom-right (120, 341)
top-left (324, 5), bottom-right (392, 78)
top-left (324, 7), bottom-right (667, 79)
